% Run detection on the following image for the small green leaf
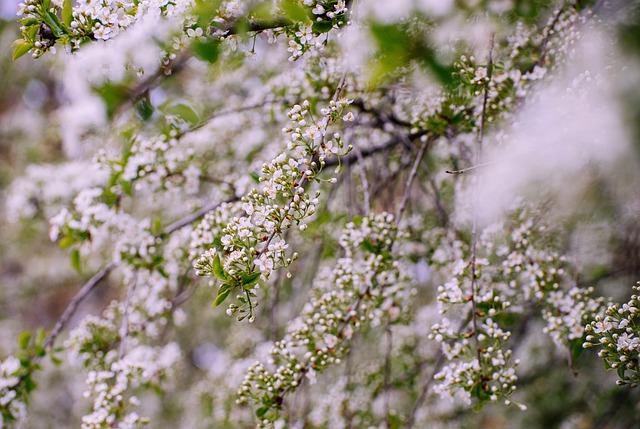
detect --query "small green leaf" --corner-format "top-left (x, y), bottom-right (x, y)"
top-left (242, 271), bottom-right (261, 289)
top-left (18, 330), bottom-right (32, 350)
top-left (360, 238), bottom-right (376, 254)
top-left (135, 97), bottom-right (154, 121)
top-left (312, 20), bottom-right (333, 33)
top-left (163, 102), bottom-right (201, 126)
top-left (151, 217), bottom-right (163, 236)
top-left (18, 17), bottom-right (40, 26)
top-left (95, 83), bottom-right (128, 118)
top-left (26, 25), bottom-right (39, 40)
top-left (211, 254), bottom-right (227, 281)
top-left (191, 39), bottom-right (220, 64)
top-left (219, 282), bottom-right (233, 293)
top-left (121, 179), bottom-right (132, 196)
top-left (212, 288), bottom-right (232, 307)
top-left (12, 39), bottom-right (32, 61)
top-left (280, 0), bottom-right (310, 22)
top-left (70, 248), bottom-right (82, 273)
top-left (62, 0), bottom-right (73, 26)
top-left (43, 11), bottom-right (67, 38)
top-left (59, 235), bottom-right (76, 249)
top-left (255, 406), bottom-right (269, 418)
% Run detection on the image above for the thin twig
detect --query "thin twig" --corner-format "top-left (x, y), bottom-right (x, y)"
top-left (403, 352), bottom-right (445, 429)
top-left (404, 313), bottom-right (472, 429)
top-left (445, 160), bottom-right (497, 174)
top-left (162, 196), bottom-right (240, 237)
top-left (354, 145), bottom-right (371, 215)
top-left (396, 136), bottom-right (434, 223)
top-left (177, 99), bottom-right (280, 139)
top-left (43, 261), bottom-right (118, 351)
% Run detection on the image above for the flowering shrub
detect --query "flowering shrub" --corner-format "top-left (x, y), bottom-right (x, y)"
top-left (1, 0), bottom-right (640, 428)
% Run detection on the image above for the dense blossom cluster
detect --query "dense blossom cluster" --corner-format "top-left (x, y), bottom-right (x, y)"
top-left (585, 282), bottom-right (640, 387)
top-left (193, 98), bottom-right (353, 321)
top-left (0, 356), bottom-right (26, 428)
top-left (2, 1), bottom-right (639, 428)
top-left (66, 301), bottom-right (182, 429)
top-left (237, 213), bottom-right (409, 426)
top-left (429, 206), bottom-right (605, 407)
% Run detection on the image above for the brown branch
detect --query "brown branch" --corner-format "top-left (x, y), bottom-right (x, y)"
top-left (43, 261), bottom-right (118, 351)
top-left (396, 136), bottom-right (434, 223)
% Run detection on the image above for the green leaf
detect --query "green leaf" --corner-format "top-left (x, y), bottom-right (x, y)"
top-left (312, 20), bottom-right (333, 34)
top-left (193, 0), bottom-right (223, 28)
top-left (360, 238), bottom-right (376, 254)
top-left (50, 354), bottom-right (63, 366)
top-left (249, 1), bottom-right (276, 20)
top-left (255, 406), bottom-right (269, 418)
top-left (18, 17), bottom-right (40, 26)
top-left (241, 271), bottom-right (261, 289)
top-left (95, 83), bottom-right (128, 118)
top-left (191, 39), bottom-right (220, 64)
top-left (18, 330), bottom-right (32, 350)
top-left (163, 102), bottom-right (201, 126)
top-left (59, 235), bottom-right (76, 249)
top-left (70, 248), bottom-right (81, 273)
top-left (280, 0), bottom-right (310, 22)
top-left (62, 0), bottom-right (73, 26)
top-left (218, 283), bottom-right (233, 294)
top-left (121, 179), bottom-right (132, 196)
top-left (212, 288), bottom-right (232, 307)
top-left (12, 39), bottom-right (32, 61)
top-left (151, 217), bottom-right (163, 236)
top-left (211, 253), bottom-right (227, 280)
top-left (135, 97), bottom-right (154, 121)
top-left (42, 11), bottom-right (67, 38)
top-left (26, 25), bottom-right (40, 40)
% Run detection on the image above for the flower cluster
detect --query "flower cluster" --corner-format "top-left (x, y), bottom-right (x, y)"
top-left (15, 0), bottom-right (193, 58)
top-left (584, 282), bottom-right (640, 387)
top-left (0, 356), bottom-right (26, 428)
top-left (79, 344), bottom-right (181, 429)
top-left (429, 204), bottom-right (605, 408)
top-left (193, 99), bottom-right (353, 321)
top-left (237, 213), bottom-right (408, 427)
top-left (282, 0), bottom-right (350, 61)
top-left (66, 301), bottom-right (182, 429)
